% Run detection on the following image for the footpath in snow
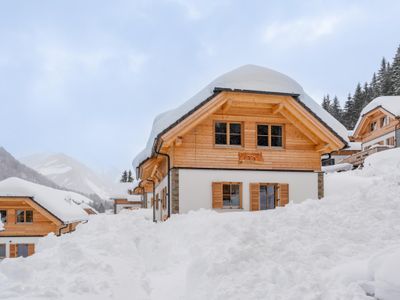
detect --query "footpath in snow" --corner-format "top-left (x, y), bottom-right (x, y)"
top-left (1, 149), bottom-right (400, 300)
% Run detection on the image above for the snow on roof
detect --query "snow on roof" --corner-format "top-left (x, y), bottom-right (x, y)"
top-left (348, 142), bottom-right (362, 151)
top-left (132, 65), bottom-right (349, 172)
top-left (354, 96), bottom-right (400, 130)
top-left (78, 202), bottom-right (98, 214)
top-left (0, 177), bottom-right (88, 223)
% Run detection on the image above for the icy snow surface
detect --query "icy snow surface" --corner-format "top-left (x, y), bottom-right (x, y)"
top-left (0, 177), bottom-right (88, 223)
top-left (1, 149), bottom-right (400, 299)
top-left (133, 65), bottom-right (349, 171)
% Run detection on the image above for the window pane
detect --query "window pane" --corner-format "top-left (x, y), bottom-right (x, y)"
top-left (215, 122), bottom-right (227, 133)
top-left (0, 210), bottom-right (6, 223)
top-left (271, 125), bottom-right (282, 136)
top-left (230, 134), bottom-right (241, 145)
top-left (26, 211), bottom-right (33, 223)
top-left (257, 125), bottom-right (268, 135)
top-left (16, 210), bottom-right (25, 223)
top-left (215, 134), bottom-right (227, 145)
top-left (230, 185), bottom-right (240, 207)
top-left (257, 136), bottom-right (269, 147)
top-left (267, 186), bottom-right (275, 209)
top-left (223, 184), bottom-right (231, 206)
top-left (271, 136), bottom-right (283, 147)
top-left (0, 244), bottom-right (5, 258)
top-left (229, 123), bottom-right (241, 134)
top-left (17, 244), bottom-right (29, 258)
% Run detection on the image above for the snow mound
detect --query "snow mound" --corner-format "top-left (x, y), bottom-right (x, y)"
top-left (1, 148), bottom-right (400, 299)
top-left (322, 162), bottom-right (353, 173)
top-left (0, 177), bottom-right (88, 223)
top-left (133, 64), bottom-right (349, 171)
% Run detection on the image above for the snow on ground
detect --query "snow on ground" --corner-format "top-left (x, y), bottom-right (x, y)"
top-left (1, 149), bottom-right (400, 299)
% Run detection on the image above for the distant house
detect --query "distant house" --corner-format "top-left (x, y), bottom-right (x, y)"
top-left (343, 96), bottom-right (400, 166)
top-left (112, 195), bottom-right (143, 214)
top-left (132, 65), bottom-right (349, 222)
top-left (0, 177), bottom-right (88, 258)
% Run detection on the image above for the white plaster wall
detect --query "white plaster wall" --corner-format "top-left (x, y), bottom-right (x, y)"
top-left (0, 236), bottom-right (40, 258)
top-left (178, 169), bottom-right (319, 213)
top-left (363, 131), bottom-right (395, 150)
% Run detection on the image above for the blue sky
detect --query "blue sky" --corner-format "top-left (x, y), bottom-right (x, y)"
top-left (0, 0), bottom-right (399, 171)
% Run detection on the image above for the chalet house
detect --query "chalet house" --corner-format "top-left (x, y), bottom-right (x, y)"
top-left (0, 177), bottom-right (88, 258)
top-left (343, 96), bottom-right (400, 166)
top-left (132, 65), bottom-right (349, 222)
top-left (112, 195), bottom-right (143, 214)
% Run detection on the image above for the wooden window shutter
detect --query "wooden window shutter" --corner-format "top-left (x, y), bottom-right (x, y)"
top-left (9, 244), bottom-right (16, 258)
top-left (28, 244), bottom-right (35, 256)
top-left (212, 182), bottom-right (223, 209)
top-left (250, 183), bottom-right (260, 211)
top-left (162, 188), bottom-right (166, 210)
top-left (156, 194), bottom-right (159, 209)
top-left (279, 184), bottom-right (289, 207)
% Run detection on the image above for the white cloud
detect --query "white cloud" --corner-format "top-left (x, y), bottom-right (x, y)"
top-left (262, 13), bottom-right (350, 46)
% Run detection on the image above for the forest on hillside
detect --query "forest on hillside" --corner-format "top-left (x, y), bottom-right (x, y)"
top-left (322, 44), bottom-right (400, 130)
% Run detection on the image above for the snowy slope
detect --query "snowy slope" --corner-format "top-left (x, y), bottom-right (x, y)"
top-left (21, 153), bottom-right (122, 200)
top-left (1, 149), bottom-right (400, 299)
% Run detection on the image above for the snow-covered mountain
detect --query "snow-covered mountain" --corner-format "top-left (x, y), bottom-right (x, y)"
top-left (21, 153), bottom-right (124, 200)
top-left (0, 147), bottom-right (60, 189)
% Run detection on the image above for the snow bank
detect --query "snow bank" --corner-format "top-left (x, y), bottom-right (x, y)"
top-left (0, 177), bottom-right (88, 223)
top-left (133, 64), bottom-right (349, 171)
top-left (1, 149), bottom-right (400, 299)
top-left (322, 162), bottom-right (353, 173)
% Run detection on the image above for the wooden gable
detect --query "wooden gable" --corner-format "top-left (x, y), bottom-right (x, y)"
top-left (150, 91), bottom-right (345, 172)
top-left (353, 107), bottom-right (397, 142)
top-left (0, 197), bottom-right (63, 237)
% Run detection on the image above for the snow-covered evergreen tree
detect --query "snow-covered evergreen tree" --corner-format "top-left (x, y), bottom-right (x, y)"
top-left (321, 95), bottom-right (332, 112)
top-left (343, 93), bottom-right (356, 129)
top-left (331, 96), bottom-right (342, 121)
top-left (391, 45), bottom-right (400, 94)
top-left (120, 170), bottom-right (128, 183)
top-left (127, 170), bottom-right (134, 182)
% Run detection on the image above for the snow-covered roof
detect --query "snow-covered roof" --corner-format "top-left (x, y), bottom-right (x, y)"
top-left (133, 64), bottom-right (349, 172)
top-left (347, 142), bottom-right (362, 151)
top-left (0, 177), bottom-right (89, 223)
top-left (354, 96), bottom-right (400, 130)
top-left (78, 202), bottom-right (99, 214)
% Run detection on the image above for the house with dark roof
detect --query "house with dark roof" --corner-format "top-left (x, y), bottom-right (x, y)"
top-left (132, 65), bottom-right (349, 222)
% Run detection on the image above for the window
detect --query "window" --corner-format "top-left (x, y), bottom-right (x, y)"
top-left (257, 124), bottom-right (283, 148)
top-left (17, 244), bottom-right (29, 258)
top-left (370, 121), bottom-right (377, 132)
top-left (16, 210), bottom-right (33, 223)
top-left (260, 185), bottom-right (277, 210)
top-left (0, 210), bottom-right (6, 224)
top-left (257, 125), bottom-right (269, 146)
top-left (215, 122), bottom-right (242, 146)
top-left (222, 184), bottom-right (240, 208)
top-left (0, 244), bottom-right (5, 258)
top-left (387, 137), bottom-right (395, 146)
top-left (380, 116), bottom-right (389, 127)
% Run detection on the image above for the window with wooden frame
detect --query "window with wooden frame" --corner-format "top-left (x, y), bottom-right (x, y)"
top-left (16, 210), bottom-right (33, 223)
top-left (387, 137), bottom-right (395, 146)
top-left (250, 183), bottom-right (289, 211)
top-left (0, 210), bottom-right (7, 224)
top-left (370, 121), bottom-right (377, 132)
top-left (214, 122), bottom-right (242, 146)
top-left (257, 124), bottom-right (283, 148)
top-left (380, 116), bottom-right (389, 127)
top-left (212, 182), bottom-right (242, 209)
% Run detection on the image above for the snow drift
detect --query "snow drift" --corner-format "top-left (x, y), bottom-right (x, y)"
top-left (1, 149), bottom-right (400, 299)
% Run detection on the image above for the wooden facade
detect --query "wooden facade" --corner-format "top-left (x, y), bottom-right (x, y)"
top-left (136, 90), bottom-right (346, 220)
top-left (0, 196), bottom-right (81, 258)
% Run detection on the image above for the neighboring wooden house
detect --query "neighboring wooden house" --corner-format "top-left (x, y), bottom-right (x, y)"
top-left (0, 177), bottom-right (88, 258)
top-left (112, 195), bottom-right (143, 214)
top-left (132, 65), bottom-right (349, 222)
top-left (343, 96), bottom-right (400, 166)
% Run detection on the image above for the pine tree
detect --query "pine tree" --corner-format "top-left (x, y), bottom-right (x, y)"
top-left (127, 170), bottom-right (134, 182)
top-left (352, 83), bottom-right (366, 121)
top-left (331, 96), bottom-right (342, 121)
top-left (377, 58), bottom-right (394, 95)
top-left (370, 72), bottom-right (379, 99)
top-left (391, 44), bottom-right (400, 94)
top-left (321, 94), bottom-right (332, 112)
top-left (120, 170), bottom-right (128, 183)
top-left (343, 93), bottom-right (355, 129)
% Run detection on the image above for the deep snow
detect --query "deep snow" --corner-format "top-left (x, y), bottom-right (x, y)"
top-left (1, 149), bottom-right (400, 299)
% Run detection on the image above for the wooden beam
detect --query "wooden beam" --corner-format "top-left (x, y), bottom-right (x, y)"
top-left (175, 136), bottom-right (183, 147)
top-left (221, 100), bottom-right (233, 113)
top-left (272, 103), bottom-right (284, 115)
top-left (315, 143), bottom-right (331, 153)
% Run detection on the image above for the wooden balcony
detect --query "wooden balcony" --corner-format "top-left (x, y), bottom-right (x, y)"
top-left (341, 145), bottom-right (393, 167)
